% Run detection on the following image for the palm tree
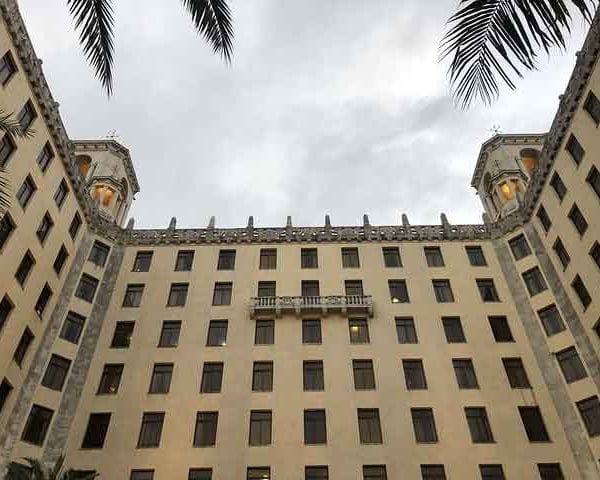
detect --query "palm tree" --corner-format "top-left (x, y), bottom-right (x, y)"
top-left (6, 455), bottom-right (98, 480)
top-left (440, 0), bottom-right (597, 108)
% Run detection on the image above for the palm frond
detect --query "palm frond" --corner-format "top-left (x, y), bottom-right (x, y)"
top-left (49, 455), bottom-right (65, 480)
top-left (0, 109), bottom-right (34, 138)
top-left (67, 0), bottom-right (115, 95)
top-left (181, 0), bottom-right (234, 62)
top-left (0, 166), bottom-right (10, 213)
top-left (440, 0), bottom-right (596, 109)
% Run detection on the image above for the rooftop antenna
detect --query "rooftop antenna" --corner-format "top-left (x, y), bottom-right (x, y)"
top-left (105, 129), bottom-right (122, 142)
top-left (489, 124), bottom-right (502, 135)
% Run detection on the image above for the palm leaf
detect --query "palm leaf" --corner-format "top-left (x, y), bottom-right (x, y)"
top-left (0, 166), bottom-right (9, 213)
top-left (440, 0), bottom-right (596, 108)
top-left (67, 0), bottom-right (115, 95)
top-left (49, 455), bottom-right (65, 480)
top-left (181, 0), bottom-right (234, 62)
top-left (0, 109), bottom-right (34, 138)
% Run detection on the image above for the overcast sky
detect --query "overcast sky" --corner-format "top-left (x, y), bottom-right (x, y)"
top-left (18, 1), bottom-right (588, 228)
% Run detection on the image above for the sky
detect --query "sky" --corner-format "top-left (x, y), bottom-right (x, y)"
top-left (17, 0), bottom-right (589, 228)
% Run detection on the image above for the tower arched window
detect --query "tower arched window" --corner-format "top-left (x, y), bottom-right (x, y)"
top-left (520, 148), bottom-right (540, 177)
top-left (76, 155), bottom-right (92, 177)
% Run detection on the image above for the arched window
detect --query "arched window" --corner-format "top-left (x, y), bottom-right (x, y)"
top-left (76, 155), bottom-right (92, 177)
top-left (500, 182), bottom-right (513, 201)
top-left (520, 148), bottom-right (540, 176)
top-left (483, 172), bottom-right (492, 193)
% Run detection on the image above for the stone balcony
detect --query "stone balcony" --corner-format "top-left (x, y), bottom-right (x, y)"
top-left (250, 295), bottom-right (374, 318)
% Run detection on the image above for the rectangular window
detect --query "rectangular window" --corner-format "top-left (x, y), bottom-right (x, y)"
top-left (35, 283), bottom-right (53, 318)
top-left (200, 362), bottom-right (223, 393)
top-left (302, 319), bottom-right (322, 344)
top-left (158, 321), bottom-right (181, 348)
top-left (175, 250), bottom-right (194, 271)
top-left (41, 354), bottom-right (71, 391)
top-left (17, 99), bottom-right (36, 130)
top-left (13, 327), bottom-right (34, 366)
top-left (133, 251), bottom-right (153, 272)
top-left (383, 247), bottom-right (402, 267)
top-left (0, 134), bottom-right (15, 168)
top-left (252, 361), bottom-right (273, 392)
top-left (432, 279), bottom-right (454, 303)
top-left (363, 466), bottom-right (387, 480)
top-left (301, 280), bottom-right (320, 297)
top-left (550, 172), bottom-right (567, 201)
top-left (167, 282), bottom-right (189, 306)
top-left (68, 212), bottom-right (82, 240)
top-left (519, 406), bottom-right (550, 442)
top-left (591, 242), bottom-right (600, 270)
top-left (556, 346), bottom-right (587, 383)
top-left (259, 248), bottom-right (277, 269)
top-left (97, 364), bottom-right (124, 394)
top-left (194, 411), bottom-right (218, 447)
top-left (502, 358), bottom-right (531, 388)
top-left (537, 304), bottom-right (565, 336)
top-left (389, 279), bottom-right (409, 303)
top-left (0, 50), bottom-right (17, 85)
top-left (137, 412), bottom-right (164, 448)
top-left (465, 407), bottom-right (494, 443)
top-left (81, 412), bottom-right (111, 449)
top-left (16, 175), bottom-right (36, 208)
top-left (21, 404), bottom-right (53, 446)
top-left (301, 248), bottom-right (318, 268)
top-left (522, 267), bottom-right (547, 296)
top-left (466, 246), bottom-right (487, 266)
top-left (257, 281), bottom-right (276, 298)
top-left (247, 468), bottom-right (271, 480)
top-left (53, 179), bottom-right (69, 208)
top-left (188, 469), bottom-right (212, 480)
top-left (477, 279), bottom-right (500, 302)
top-left (537, 205), bottom-right (552, 232)
top-left (36, 142), bottom-right (54, 172)
top-left (255, 320), bottom-right (274, 345)
top-left (421, 465), bottom-right (446, 480)
top-left (587, 165), bottom-right (600, 199)
top-left (345, 280), bottom-right (364, 296)
top-left (149, 363), bottom-right (173, 394)
top-left (122, 284), bottom-right (144, 307)
top-left (538, 464), bottom-right (564, 480)
top-left (60, 311), bottom-right (85, 344)
top-left (207, 320), bottom-right (228, 346)
top-left (479, 465), bottom-right (505, 480)
top-left (566, 134), bottom-right (585, 165)
top-left (576, 396), bottom-right (600, 437)
top-left (342, 247), bottom-right (360, 268)
top-left (110, 321), bottom-right (134, 348)
top-left (75, 274), bottom-right (99, 303)
top-left (508, 234), bottom-right (531, 260)
top-left (349, 318), bottom-right (369, 343)
top-left (249, 410), bottom-right (272, 446)
top-left (217, 249), bottom-right (236, 270)
top-left (0, 378), bottom-right (13, 414)
top-left (571, 274), bottom-right (592, 309)
top-left (358, 409), bottom-right (382, 444)
top-left (303, 360), bottom-right (324, 391)
top-left (53, 245), bottom-right (69, 275)
top-left (131, 471), bottom-right (154, 480)
top-left (15, 250), bottom-right (35, 286)
top-left (212, 282), bottom-right (232, 305)
top-left (584, 90), bottom-right (600, 124)
top-left (453, 359), bottom-right (478, 389)
top-left (305, 466), bottom-right (328, 480)
top-left (36, 212), bottom-right (54, 244)
top-left (304, 409), bottom-right (327, 444)
top-left (553, 237), bottom-right (570, 269)
top-left (396, 317), bottom-right (417, 343)
top-left (403, 359), bottom-right (427, 390)
top-left (88, 241), bottom-right (110, 267)
top-left (0, 212), bottom-right (15, 250)
top-left (442, 317), bottom-right (466, 343)
top-left (411, 408), bottom-right (438, 443)
top-left (353, 359), bottom-right (376, 390)
top-left (424, 246), bottom-right (444, 267)
top-left (488, 316), bottom-right (513, 342)
top-left (568, 204), bottom-right (588, 235)
top-left (0, 295), bottom-right (13, 333)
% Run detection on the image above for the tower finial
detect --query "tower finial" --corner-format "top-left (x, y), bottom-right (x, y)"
top-left (401, 214), bottom-right (410, 226)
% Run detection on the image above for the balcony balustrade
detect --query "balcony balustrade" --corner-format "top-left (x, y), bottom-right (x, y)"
top-left (250, 295), bottom-right (374, 318)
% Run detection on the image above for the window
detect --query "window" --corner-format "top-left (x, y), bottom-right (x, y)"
top-left (158, 321), bottom-right (181, 348)
top-left (175, 250), bottom-right (194, 271)
top-left (479, 465), bottom-right (505, 480)
top-left (60, 311), bottom-right (85, 344)
top-left (35, 283), bottom-right (53, 318)
top-left (305, 466), bottom-right (328, 480)
top-left (403, 359), bottom-right (427, 390)
top-left (584, 90), bottom-right (600, 124)
top-left (537, 464), bottom-right (564, 480)
top-left (53, 179), bottom-right (69, 208)
top-left (97, 364), bottom-right (124, 394)
top-left (576, 396), bottom-right (600, 437)
top-left (194, 412), bottom-right (218, 446)
top-left (75, 274), bottom-right (99, 303)
top-left (0, 50), bottom-right (17, 85)
top-left (13, 327), bottom-right (34, 366)
top-left (411, 408), bottom-right (438, 443)
top-left (453, 359), bottom-right (478, 389)
top-left (110, 321), bottom-right (134, 348)
top-left (301, 248), bottom-right (318, 268)
top-left (348, 318), bottom-right (370, 343)
top-left (0, 295), bottom-right (13, 333)
top-left (0, 212), bottom-right (15, 250)
top-left (502, 358), bottom-right (531, 388)
top-left (553, 237), bottom-right (570, 269)
top-left (389, 279), bottom-right (409, 303)
top-left (442, 317), bottom-right (465, 343)
top-left (122, 284), bottom-right (144, 307)
top-left (519, 406), bottom-right (550, 441)
top-left (252, 361), bottom-right (273, 392)
top-left (342, 247), bottom-right (360, 268)
top-left (36, 212), bottom-right (54, 244)
top-left (259, 248), bottom-right (277, 269)
top-left (41, 354), bottom-right (70, 391)
top-left (188, 469), bottom-right (212, 480)
top-left (550, 172), bottom-right (567, 201)
top-left (536, 304), bottom-right (565, 337)
top-left (587, 165), bottom-right (600, 199)
top-left (53, 245), bottom-right (69, 275)
top-left (465, 246), bottom-right (487, 266)
top-left (16, 175), bottom-right (36, 208)
top-left (0, 134), bottom-right (15, 168)
top-left (247, 468), bottom-right (270, 480)
top-left (476, 279), bottom-right (500, 302)
top-left (69, 212), bottom-right (82, 240)
top-left (565, 134), bottom-right (585, 165)
top-left (537, 205), bottom-right (552, 232)
top-left (488, 316), bottom-right (513, 342)
top-left (149, 363), bottom-right (173, 394)
top-left (81, 412), bottom-right (110, 449)
top-left (522, 267), bottom-right (547, 296)
top-left (303, 360), bottom-right (324, 391)
top-left (302, 280), bottom-right (320, 297)
top-left (345, 280), bottom-right (364, 296)
top-left (217, 249), bottom-right (236, 270)
top-left (133, 251), bottom-right (153, 272)
top-left (590, 242), bottom-right (600, 271)
top-left (396, 317), bottom-right (417, 343)
top-left (424, 246), bottom-right (444, 267)
top-left (255, 320), bottom-right (274, 345)
top-left (358, 409), bottom-right (382, 444)
top-left (212, 282), bottom-right (232, 305)
top-left (421, 465), bottom-right (446, 480)
top-left (432, 279), bottom-right (454, 303)
top-left (15, 250), bottom-right (35, 286)
top-left (37, 142), bottom-right (54, 172)
top-left (508, 234), bottom-right (531, 260)
top-left (556, 346), bottom-right (587, 383)
top-left (303, 319), bottom-right (322, 344)
top-left (137, 412), bottom-right (164, 448)
top-left (249, 410), bottom-right (272, 446)
top-left (0, 378), bottom-right (13, 414)
top-left (201, 362), bottom-right (223, 393)
top-left (383, 247), bottom-right (402, 267)
top-left (465, 407), bottom-right (494, 443)
top-left (257, 281), bottom-right (276, 297)
top-left (363, 466), bottom-right (387, 480)
top-left (88, 241), bottom-right (110, 267)
top-left (353, 359), bottom-right (376, 390)
top-left (130, 471), bottom-right (154, 480)
top-left (207, 320), bottom-right (228, 346)
top-left (304, 409), bottom-right (327, 444)
top-left (167, 282), bottom-right (189, 306)
top-left (568, 204), bottom-right (588, 235)
top-left (21, 405), bottom-right (53, 446)
top-left (17, 100), bottom-right (36, 130)
top-left (571, 275), bottom-right (592, 310)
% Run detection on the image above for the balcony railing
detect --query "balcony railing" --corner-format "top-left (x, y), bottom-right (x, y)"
top-left (250, 295), bottom-right (374, 318)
